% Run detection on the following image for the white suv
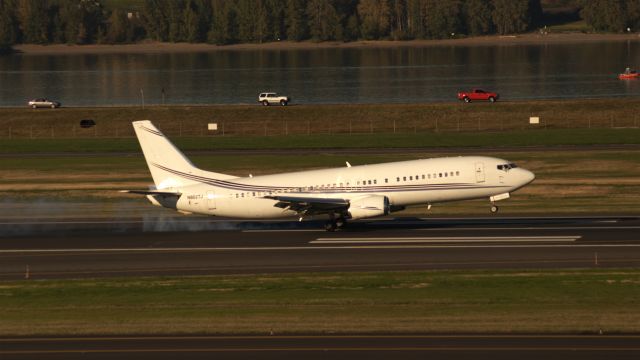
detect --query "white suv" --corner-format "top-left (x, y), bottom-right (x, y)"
top-left (258, 92), bottom-right (290, 106)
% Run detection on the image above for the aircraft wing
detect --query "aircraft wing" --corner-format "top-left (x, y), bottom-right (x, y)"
top-left (264, 195), bottom-right (349, 215)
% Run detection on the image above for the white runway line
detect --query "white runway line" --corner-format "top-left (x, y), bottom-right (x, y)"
top-left (6, 243), bottom-right (640, 253)
top-left (311, 236), bottom-right (581, 244)
top-left (413, 226), bottom-right (640, 231)
top-left (242, 230), bottom-right (324, 233)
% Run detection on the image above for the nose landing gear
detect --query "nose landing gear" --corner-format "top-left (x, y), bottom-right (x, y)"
top-left (490, 204), bottom-right (499, 213)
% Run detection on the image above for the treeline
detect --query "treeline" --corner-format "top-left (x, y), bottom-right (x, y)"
top-left (580, 0), bottom-right (640, 32)
top-left (0, 0), bottom-right (553, 49)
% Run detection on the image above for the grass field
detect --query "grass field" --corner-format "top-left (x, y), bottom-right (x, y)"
top-left (2, 269), bottom-right (639, 335)
top-left (2, 128), bottom-right (640, 153)
top-left (2, 99), bottom-right (639, 141)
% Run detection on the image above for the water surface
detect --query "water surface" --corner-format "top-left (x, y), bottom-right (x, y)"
top-left (1, 41), bottom-right (639, 106)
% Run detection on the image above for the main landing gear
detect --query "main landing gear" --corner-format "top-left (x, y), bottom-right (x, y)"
top-left (325, 215), bottom-right (347, 232)
top-left (490, 204), bottom-right (499, 213)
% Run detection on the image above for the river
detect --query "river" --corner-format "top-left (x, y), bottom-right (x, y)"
top-left (1, 40), bottom-right (639, 106)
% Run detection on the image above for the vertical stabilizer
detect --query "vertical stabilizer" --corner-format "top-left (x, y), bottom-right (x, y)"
top-left (132, 120), bottom-right (233, 189)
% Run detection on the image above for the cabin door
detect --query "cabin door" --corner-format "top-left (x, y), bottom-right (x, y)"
top-left (475, 163), bottom-right (485, 183)
top-left (206, 190), bottom-right (216, 210)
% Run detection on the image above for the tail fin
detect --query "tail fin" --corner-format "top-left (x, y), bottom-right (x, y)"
top-left (132, 120), bottom-right (234, 189)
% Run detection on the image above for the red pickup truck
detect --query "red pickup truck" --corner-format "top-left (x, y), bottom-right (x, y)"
top-left (457, 89), bottom-right (499, 103)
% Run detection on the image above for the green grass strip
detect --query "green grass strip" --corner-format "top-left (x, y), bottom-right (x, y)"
top-left (2, 269), bottom-right (639, 335)
top-left (2, 128), bottom-right (640, 153)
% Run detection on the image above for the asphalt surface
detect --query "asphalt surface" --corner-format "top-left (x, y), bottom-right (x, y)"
top-left (0, 216), bottom-right (639, 280)
top-left (1, 335), bottom-right (640, 359)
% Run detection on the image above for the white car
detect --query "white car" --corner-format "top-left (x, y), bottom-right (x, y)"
top-left (28, 98), bottom-right (61, 109)
top-left (258, 92), bottom-right (290, 106)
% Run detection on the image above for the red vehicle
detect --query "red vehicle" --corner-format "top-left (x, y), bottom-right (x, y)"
top-left (457, 88), bottom-right (499, 103)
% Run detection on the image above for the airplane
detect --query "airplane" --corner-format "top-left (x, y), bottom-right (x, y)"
top-left (124, 120), bottom-right (535, 231)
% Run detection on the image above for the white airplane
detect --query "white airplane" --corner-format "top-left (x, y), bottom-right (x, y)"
top-left (125, 120), bottom-right (535, 231)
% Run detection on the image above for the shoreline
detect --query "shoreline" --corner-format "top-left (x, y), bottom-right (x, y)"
top-left (12, 33), bottom-right (640, 55)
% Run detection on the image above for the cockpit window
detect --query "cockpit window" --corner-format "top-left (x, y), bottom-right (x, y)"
top-left (497, 163), bottom-right (518, 171)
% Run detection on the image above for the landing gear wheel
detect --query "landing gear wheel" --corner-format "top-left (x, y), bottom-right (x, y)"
top-left (490, 205), bottom-right (499, 213)
top-left (335, 216), bottom-right (346, 229)
top-left (324, 221), bottom-right (337, 232)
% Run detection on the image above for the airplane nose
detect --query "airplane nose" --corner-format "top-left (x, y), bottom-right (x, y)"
top-left (521, 169), bottom-right (535, 185)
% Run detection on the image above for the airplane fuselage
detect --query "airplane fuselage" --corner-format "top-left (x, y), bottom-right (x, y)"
top-left (151, 156), bottom-right (534, 219)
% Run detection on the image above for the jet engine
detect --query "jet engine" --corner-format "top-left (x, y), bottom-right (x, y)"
top-left (348, 195), bottom-right (390, 220)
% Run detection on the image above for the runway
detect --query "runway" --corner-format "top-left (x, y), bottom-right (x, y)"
top-left (0, 216), bottom-right (638, 280)
top-left (1, 335), bottom-right (640, 360)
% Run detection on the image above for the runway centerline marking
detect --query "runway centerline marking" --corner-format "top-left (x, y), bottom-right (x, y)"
top-left (311, 236), bottom-right (581, 244)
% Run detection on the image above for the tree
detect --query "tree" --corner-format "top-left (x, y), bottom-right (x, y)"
top-left (255, 0), bottom-right (270, 43)
top-left (358, 0), bottom-right (391, 40)
top-left (405, 0), bottom-right (426, 39)
top-left (166, 0), bottom-right (185, 42)
top-left (235, 0), bottom-right (257, 42)
top-left (183, 3), bottom-right (199, 42)
top-left (581, 0), bottom-right (626, 32)
top-left (389, 0), bottom-right (407, 39)
top-left (209, 0), bottom-right (238, 45)
top-left (17, 0), bottom-right (50, 43)
top-left (492, 0), bottom-right (530, 35)
top-left (627, 0), bottom-right (640, 31)
top-left (106, 9), bottom-right (128, 43)
top-left (285, 0), bottom-right (307, 41)
top-left (424, 0), bottom-right (462, 39)
top-left (0, 0), bottom-right (19, 48)
top-left (142, 0), bottom-right (170, 41)
top-left (266, 0), bottom-right (286, 41)
top-left (463, 0), bottom-right (493, 36)
top-left (306, 0), bottom-right (339, 41)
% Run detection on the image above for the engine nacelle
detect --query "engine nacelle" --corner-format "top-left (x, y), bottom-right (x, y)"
top-left (347, 195), bottom-right (390, 220)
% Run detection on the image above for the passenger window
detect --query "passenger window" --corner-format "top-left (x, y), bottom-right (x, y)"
top-left (374, 180), bottom-right (377, 184)
top-left (456, 171), bottom-right (460, 176)
top-left (410, 176), bottom-right (413, 180)
top-left (403, 176), bottom-right (407, 181)
top-left (439, 173), bottom-right (442, 177)
top-left (422, 175), bottom-right (425, 179)
top-left (385, 178), bottom-right (388, 183)
top-left (450, 172), bottom-right (454, 176)
top-left (445, 173), bottom-right (448, 177)
top-left (397, 177), bottom-right (400, 182)
top-left (368, 180), bottom-right (371, 185)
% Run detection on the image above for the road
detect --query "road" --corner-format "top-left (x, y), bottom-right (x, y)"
top-left (0, 216), bottom-right (638, 280)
